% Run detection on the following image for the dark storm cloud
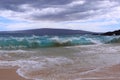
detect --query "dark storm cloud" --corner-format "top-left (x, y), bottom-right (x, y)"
top-left (0, 0), bottom-right (119, 21)
top-left (0, 0), bottom-right (72, 11)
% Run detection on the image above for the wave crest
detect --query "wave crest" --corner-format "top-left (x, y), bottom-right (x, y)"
top-left (0, 35), bottom-right (120, 49)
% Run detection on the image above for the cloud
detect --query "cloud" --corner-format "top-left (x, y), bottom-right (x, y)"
top-left (4, 19), bottom-right (119, 32)
top-left (0, 0), bottom-right (120, 21)
top-left (0, 0), bottom-right (120, 32)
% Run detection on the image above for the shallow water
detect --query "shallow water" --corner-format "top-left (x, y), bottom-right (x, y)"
top-left (0, 44), bottom-right (120, 80)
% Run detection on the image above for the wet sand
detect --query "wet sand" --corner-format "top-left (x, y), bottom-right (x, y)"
top-left (79, 64), bottom-right (120, 80)
top-left (23, 64), bottom-right (120, 80)
top-left (0, 64), bottom-right (120, 80)
top-left (0, 65), bottom-right (120, 80)
top-left (0, 68), bottom-right (27, 80)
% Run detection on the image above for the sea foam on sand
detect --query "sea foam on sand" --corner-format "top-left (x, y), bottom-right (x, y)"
top-left (0, 44), bottom-right (120, 80)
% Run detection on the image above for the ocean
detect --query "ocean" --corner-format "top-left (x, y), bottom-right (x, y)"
top-left (0, 34), bottom-right (119, 49)
top-left (0, 34), bottom-right (120, 80)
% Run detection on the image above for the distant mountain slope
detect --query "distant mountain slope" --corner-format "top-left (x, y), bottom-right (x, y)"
top-left (0, 28), bottom-right (97, 36)
top-left (102, 29), bottom-right (120, 36)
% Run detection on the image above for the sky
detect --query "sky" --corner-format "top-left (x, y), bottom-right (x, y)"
top-left (0, 0), bottom-right (120, 32)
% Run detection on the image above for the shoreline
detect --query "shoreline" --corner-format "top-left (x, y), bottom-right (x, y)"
top-left (0, 64), bottom-right (120, 80)
top-left (0, 44), bottom-right (120, 80)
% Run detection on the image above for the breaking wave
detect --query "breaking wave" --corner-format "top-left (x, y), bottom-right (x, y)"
top-left (0, 35), bottom-right (120, 49)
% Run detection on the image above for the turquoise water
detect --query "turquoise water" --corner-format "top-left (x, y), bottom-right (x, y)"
top-left (0, 35), bottom-right (120, 49)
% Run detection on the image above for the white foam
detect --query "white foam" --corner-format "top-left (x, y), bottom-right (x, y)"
top-left (0, 44), bottom-right (120, 80)
top-left (0, 56), bottom-right (73, 80)
top-left (50, 36), bottom-right (73, 44)
top-left (89, 38), bottom-right (103, 44)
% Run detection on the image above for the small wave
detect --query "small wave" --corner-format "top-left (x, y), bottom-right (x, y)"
top-left (107, 36), bottom-right (120, 43)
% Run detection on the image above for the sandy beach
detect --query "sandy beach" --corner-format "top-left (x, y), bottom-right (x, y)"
top-left (0, 64), bottom-right (120, 80)
top-left (79, 64), bottom-right (120, 80)
top-left (0, 68), bottom-right (27, 80)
